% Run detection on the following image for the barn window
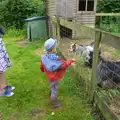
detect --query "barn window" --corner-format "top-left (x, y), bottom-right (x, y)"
top-left (79, 0), bottom-right (86, 11)
top-left (87, 0), bottom-right (94, 11)
top-left (79, 0), bottom-right (94, 11)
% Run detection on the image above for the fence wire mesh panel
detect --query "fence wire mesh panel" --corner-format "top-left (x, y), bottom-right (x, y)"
top-left (96, 32), bottom-right (120, 117)
top-left (51, 16), bottom-right (120, 119)
top-left (57, 18), bottom-right (96, 97)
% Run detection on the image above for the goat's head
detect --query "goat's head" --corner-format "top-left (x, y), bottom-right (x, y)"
top-left (69, 41), bottom-right (101, 67)
top-left (69, 43), bottom-right (77, 52)
top-left (69, 41), bottom-right (95, 56)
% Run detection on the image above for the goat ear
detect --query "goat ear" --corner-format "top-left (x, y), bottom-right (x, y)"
top-left (90, 41), bottom-right (95, 46)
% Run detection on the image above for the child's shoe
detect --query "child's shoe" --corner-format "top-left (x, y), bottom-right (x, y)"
top-left (0, 91), bottom-right (14, 97)
top-left (3, 86), bottom-right (15, 91)
top-left (51, 99), bottom-right (60, 108)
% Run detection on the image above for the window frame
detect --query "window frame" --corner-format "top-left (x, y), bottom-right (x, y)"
top-left (78, 0), bottom-right (95, 12)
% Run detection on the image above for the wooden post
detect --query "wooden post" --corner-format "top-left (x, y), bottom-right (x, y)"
top-left (45, 0), bottom-right (49, 38)
top-left (56, 16), bottom-right (60, 45)
top-left (89, 30), bottom-right (102, 102)
top-left (94, 0), bottom-right (97, 12)
top-left (86, 0), bottom-right (88, 11)
top-left (52, 20), bottom-right (55, 38)
top-left (100, 16), bottom-right (102, 26)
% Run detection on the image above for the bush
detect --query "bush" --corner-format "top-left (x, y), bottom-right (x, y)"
top-left (96, 0), bottom-right (120, 34)
top-left (97, 0), bottom-right (120, 13)
top-left (4, 27), bottom-right (24, 37)
top-left (0, 0), bottom-right (45, 28)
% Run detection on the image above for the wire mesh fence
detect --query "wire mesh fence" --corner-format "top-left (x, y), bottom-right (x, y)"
top-left (96, 31), bottom-right (120, 117)
top-left (50, 16), bottom-right (120, 119)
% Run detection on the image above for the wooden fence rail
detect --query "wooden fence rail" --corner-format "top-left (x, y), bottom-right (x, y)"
top-left (96, 13), bottom-right (120, 16)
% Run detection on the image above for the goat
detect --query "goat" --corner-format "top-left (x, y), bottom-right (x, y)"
top-left (69, 42), bottom-right (120, 88)
top-left (69, 41), bottom-right (101, 68)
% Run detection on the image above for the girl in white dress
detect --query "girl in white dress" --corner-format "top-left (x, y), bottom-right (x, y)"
top-left (0, 26), bottom-right (15, 97)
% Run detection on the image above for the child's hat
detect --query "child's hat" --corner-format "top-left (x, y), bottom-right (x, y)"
top-left (44, 38), bottom-right (56, 51)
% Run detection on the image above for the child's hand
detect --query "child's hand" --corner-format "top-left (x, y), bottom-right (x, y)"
top-left (71, 58), bottom-right (76, 62)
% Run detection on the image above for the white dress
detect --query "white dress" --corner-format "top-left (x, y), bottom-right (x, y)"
top-left (0, 38), bottom-right (11, 73)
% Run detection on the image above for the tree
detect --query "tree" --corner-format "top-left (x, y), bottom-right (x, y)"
top-left (97, 0), bottom-right (120, 13)
top-left (0, 0), bottom-right (45, 28)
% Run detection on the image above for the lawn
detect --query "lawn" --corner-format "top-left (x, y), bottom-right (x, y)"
top-left (0, 36), bottom-right (93, 120)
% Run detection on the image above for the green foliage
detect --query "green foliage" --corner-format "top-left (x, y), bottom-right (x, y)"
top-left (0, 35), bottom-right (93, 120)
top-left (97, 0), bottom-right (120, 34)
top-left (97, 0), bottom-right (120, 13)
top-left (0, 0), bottom-right (45, 28)
top-left (4, 27), bottom-right (24, 37)
top-left (96, 22), bottom-right (120, 34)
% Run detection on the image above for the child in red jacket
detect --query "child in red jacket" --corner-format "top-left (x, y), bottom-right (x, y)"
top-left (40, 38), bottom-right (75, 108)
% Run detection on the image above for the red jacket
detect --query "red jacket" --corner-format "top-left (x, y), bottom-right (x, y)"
top-left (40, 58), bottom-right (74, 81)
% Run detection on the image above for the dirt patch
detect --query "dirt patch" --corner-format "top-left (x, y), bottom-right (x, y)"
top-left (110, 95), bottom-right (120, 116)
top-left (59, 37), bottom-right (120, 61)
top-left (30, 108), bottom-right (45, 117)
top-left (0, 112), bottom-right (3, 120)
top-left (59, 37), bottom-right (120, 118)
top-left (16, 40), bottom-right (28, 47)
top-left (8, 113), bottom-right (21, 120)
top-left (100, 44), bottom-right (120, 61)
top-left (34, 49), bottom-right (43, 56)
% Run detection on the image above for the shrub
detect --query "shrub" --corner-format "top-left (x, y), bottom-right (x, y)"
top-left (0, 0), bottom-right (45, 28)
top-left (97, 0), bottom-right (120, 13)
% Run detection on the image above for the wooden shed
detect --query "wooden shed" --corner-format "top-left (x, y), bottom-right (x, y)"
top-left (46, 0), bottom-right (97, 38)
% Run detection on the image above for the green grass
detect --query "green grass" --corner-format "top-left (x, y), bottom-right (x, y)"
top-left (96, 23), bottom-right (120, 35)
top-left (113, 50), bottom-right (120, 58)
top-left (0, 36), bottom-right (93, 120)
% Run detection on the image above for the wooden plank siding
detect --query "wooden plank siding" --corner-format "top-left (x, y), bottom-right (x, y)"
top-left (52, 16), bottom-right (120, 119)
top-left (47, 0), bottom-right (96, 38)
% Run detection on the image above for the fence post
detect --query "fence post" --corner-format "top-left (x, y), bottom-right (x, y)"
top-left (56, 16), bottom-right (60, 45)
top-left (52, 21), bottom-right (56, 38)
top-left (89, 30), bottom-right (102, 103)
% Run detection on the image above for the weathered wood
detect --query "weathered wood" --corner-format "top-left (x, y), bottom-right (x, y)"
top-left (96, 13), bottom-right (120, 16)
top-left (89, 31), bottom-right (102, 102)
top-left (58, 18), bottom-right (120, 50)
top-left (52, 22), bottom-right (56, 38)
top-left (94, 0), bottom-right (97, 12)
top-left (51, 16), bottom-right (60, 44)
top-left (56, 16), bottom-right (60, 45)
top-left (94, 92), bottom-right (120, 120)
top-left (101, 32), bottom-right (120, 50)
top-left (86, 0), bottom-right (88, 11)
top-left (57, 37), bottom-right (120, 120)
top-left (45, 0), bottom-right (49, 38)
top-left (77, 11), bottom-right (96, 14)
top-left (48, 0), bottom-right (96, 26)
top-left (60, 18), bottom-right (74, 29)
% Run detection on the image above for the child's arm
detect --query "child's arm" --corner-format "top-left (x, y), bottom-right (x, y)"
top-left (57, 58), bottom-right (75, 70)
top-left (40, 60), bottom-right (44, 72)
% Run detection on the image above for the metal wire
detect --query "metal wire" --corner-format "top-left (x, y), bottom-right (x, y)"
top-left (52, 11), bottom-right (120, 116)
